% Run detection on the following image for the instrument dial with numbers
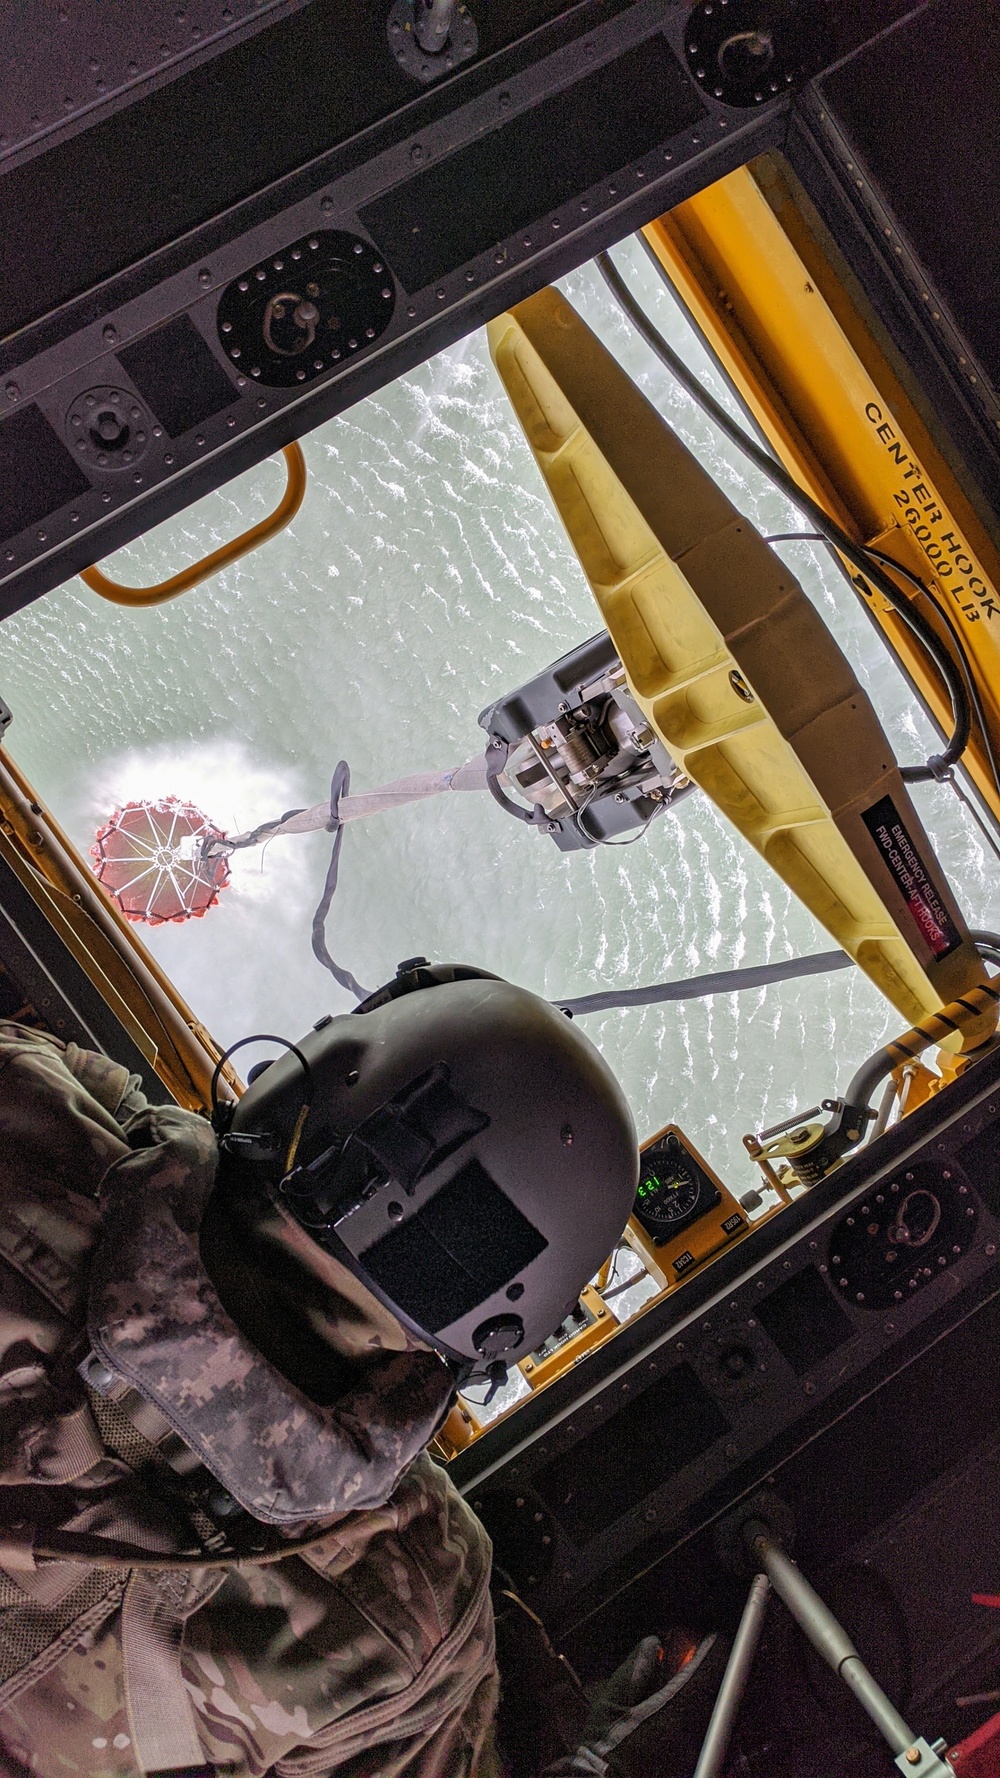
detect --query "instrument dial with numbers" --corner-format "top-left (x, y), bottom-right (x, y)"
top-left (633, 1134), bottom-right (721, 1243)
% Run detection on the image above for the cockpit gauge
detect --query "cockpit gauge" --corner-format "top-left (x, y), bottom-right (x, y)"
top-left (827, 1162), bottom-right (979, 1311)
top-left (633, 1132), bottom-right (721, 1244)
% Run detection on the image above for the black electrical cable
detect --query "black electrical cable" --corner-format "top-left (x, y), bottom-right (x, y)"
top-left (768, 528), bottom-right (1000, 794)
top-left (210, 1033), bottom-right (311, 1129)
top-left (769, 533), bottom-right (997, 790)
top-left (636, 227), bottom-right (777, 457)
top-left (773, 533), bottom-right (1000, 860)
top-left (596, 250), bottom-right (975, 784)
top-left (862, 544), bottom-right (1000, 796)
top-left (764, 533), bottom-right (827, 544)
top-left (572, 779), bottom-right (668, 849)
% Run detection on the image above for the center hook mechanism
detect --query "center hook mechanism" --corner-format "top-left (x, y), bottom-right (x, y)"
top-left (262, 292), bottom-right (321, 357)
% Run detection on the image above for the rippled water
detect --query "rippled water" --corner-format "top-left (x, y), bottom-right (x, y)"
top-left (2, 238), bottom-right (997, 1189)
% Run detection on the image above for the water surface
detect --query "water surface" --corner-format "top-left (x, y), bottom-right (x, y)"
top-left (2, 239), bottom-right (996, 1188)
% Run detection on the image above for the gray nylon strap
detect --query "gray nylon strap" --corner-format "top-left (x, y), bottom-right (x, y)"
top-left (122, 1571), bottom-right (207, 1773)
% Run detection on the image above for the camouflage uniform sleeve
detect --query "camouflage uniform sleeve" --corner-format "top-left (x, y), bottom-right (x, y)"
top-left (61, 1040), bottom-right (147, 1126)
top-left (0, 1021), bottom-right (133, 1198)
top-left (0, 1026), bottom-right (142, 1514)
top-left (0, 1018), bottom-right (146, 1133)
top-left (99, 1101), bottom-right (220, 1229)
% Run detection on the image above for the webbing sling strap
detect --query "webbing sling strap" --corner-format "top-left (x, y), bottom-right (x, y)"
top-left (66, 1352), bottom-right (227, 1772)
top-left (6, 1352), bottom-right (355, 1764)
top-left (0, 1561), bottom-right (213, 1774)
top-left (122, 1569), bottom-right (213, 1773)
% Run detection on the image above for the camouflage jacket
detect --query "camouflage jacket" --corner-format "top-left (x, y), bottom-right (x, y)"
top-left (0, 1023), bottom-right (499, 1778)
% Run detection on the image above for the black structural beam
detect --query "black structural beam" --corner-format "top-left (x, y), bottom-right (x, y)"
top-left (0, 0), bottom-right (922, 617)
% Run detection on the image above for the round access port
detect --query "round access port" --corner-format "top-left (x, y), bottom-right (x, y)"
top-left (66, 385), bottom-right (152, 471)
top-left (718, 1343), bottom-right (756, 1381)
top-left (683, 0), bottom-right (835, 109)
top-left (693, 1322), bottom-right (767, 1399)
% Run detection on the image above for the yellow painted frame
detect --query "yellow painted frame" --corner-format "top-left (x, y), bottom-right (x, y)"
top-left (488, 289), bottom-right (993, 1042)
top-left (643, 159), bottom-right (1000, 822)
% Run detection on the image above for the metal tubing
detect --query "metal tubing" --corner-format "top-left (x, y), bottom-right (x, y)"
top-left (693, 1573), bottom-right (771, 1778)
top-left (845, 979), bottom-right (1000, 1113)
top-left (747, 1527), bottom-right (916, 1756)
top-left (868, 1075), bottom-right (898, 1143)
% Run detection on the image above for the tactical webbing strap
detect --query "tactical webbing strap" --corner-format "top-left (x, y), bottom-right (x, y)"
top-left (79, 1349), bottom-right (238, 1554)
top-left (27, 1356), bottom-right (228, 1770)
top-left (121, 1570), bottom-right (213, 1772)
top-left (0, 1571), bottom-right (126, 1703)
top-left (71, 1350), bottom-right (331, 1569)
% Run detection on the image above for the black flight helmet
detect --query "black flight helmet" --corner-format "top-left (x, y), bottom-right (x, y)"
top-left (221, 962), bottom-right (638, 1376)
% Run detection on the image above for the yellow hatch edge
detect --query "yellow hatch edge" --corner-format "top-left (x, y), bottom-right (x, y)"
top-left (643, 158), bottom-right (1000, 826)
top-left (487, 289), bottom-right (995, 1047)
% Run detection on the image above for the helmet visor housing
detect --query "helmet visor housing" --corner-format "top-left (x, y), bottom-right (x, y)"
top-left (227, 971), bottom-right (638, 1369)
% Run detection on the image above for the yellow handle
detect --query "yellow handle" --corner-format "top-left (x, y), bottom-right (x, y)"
top-left (80, 442), bottom-right (307, 608)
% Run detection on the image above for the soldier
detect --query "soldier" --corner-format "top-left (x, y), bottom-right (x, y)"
top-left (0, 961), bottom-right (645, 1776)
